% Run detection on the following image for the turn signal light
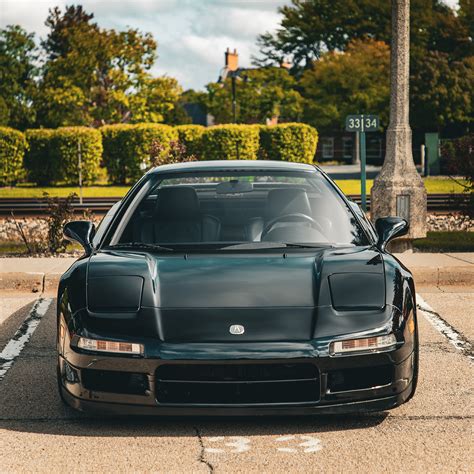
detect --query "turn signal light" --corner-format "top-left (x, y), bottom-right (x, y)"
top-left (330, 334), bottom-right (397, 356)
top-left (77, 337), bottom-right (143, 355)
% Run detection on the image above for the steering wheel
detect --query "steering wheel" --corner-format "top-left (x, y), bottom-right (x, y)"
top-left (261, 213), bottom-right (324, 240)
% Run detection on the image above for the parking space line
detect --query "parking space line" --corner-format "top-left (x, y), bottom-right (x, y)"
top-left (416, 293), bottom-right (473, 361)
top-left (0, 297), bottom-right (53, 381)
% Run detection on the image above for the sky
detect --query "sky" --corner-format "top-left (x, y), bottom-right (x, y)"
top-left (0, 0), bottom-right (460, 91)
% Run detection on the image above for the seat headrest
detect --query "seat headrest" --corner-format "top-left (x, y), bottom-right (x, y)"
top-left (155, 187), bottom-right (200, 218)
top-left (266, 188), bottom-right (312, 218)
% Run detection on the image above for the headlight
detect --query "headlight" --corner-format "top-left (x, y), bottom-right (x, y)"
top-left (330, 334), bottom-right (397, 356)
top-left (77, 337), bottom-right (143, 355)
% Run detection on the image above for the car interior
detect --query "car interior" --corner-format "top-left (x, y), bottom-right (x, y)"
top-left (117, 175), bottom-right (358, 246)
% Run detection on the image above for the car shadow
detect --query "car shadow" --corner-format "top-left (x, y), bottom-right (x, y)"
top-left (0, 299), bottom-right (388, 438)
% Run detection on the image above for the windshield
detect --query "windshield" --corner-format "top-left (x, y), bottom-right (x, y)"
top-left (110, 169), bottom-right (367, 249)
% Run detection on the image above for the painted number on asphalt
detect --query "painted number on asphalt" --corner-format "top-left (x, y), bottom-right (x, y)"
top-left (275, 435), bottom-right (322, 453)
top-left (205, 436), bottom-right (251, 453)
top-left (203, 435), bottom-right (322, 454)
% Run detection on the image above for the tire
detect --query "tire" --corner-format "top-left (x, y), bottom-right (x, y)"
top-left (406, 306), bottom-right (419, 403)
top-left (56, 360), bottom-right (68, 405)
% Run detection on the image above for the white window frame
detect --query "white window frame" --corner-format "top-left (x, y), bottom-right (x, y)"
top-left (322, 137), bottom-right (334, 159)
top-left (342, 137), bottom-right (353, 159)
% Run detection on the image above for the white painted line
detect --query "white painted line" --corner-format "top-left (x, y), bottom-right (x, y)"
top-left (0, 298), bottom-right (53, 381)
top-left (416, 293), bottom-right (473, 361)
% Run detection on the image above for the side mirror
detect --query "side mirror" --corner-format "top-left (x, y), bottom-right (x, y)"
top-left (375, 217), bottom-right (409, 252)
top-left (64, 221), bottom-right (95, 256)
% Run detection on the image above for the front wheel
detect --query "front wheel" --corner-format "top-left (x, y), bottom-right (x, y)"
top-left (56, 360), bottom-right (68, 405)
top-left (406, 306), bottom-right (419, 402)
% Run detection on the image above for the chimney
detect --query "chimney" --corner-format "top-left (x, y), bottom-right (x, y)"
top-left (225, 48), bottom-right (239, 72)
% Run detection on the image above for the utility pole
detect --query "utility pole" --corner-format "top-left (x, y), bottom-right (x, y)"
top-left (370, 0), bottom-right (427, 252)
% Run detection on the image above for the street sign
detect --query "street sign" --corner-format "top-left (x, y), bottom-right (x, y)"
top-left (345, 114), bottom-right (380, 132)
top-left (345, 114), bottom-right (381, 212)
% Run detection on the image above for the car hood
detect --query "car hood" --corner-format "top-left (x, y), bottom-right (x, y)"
top-left (85, 247), bottom-right (388, 343)
top-left (88, 247), bottom-right (385, 308)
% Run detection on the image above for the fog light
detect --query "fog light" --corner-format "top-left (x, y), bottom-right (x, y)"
top-left (330, 334), bottom-right (397, 356)
top-left (77, 337), bottom-right (143, 355)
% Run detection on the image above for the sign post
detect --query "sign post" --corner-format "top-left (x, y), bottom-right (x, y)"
top-left (345, 114), bottom-right (380, 212)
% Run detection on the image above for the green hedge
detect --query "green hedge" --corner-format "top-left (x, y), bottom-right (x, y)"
top-left (175, 125), bottom-right (204, 158)
top-left (0, 127), bottom-right (27, 185)
top-left (201, 125), bottom-right (260, 161)
top-left (101, 124), bottom-right (134, 184)
top-left (25, 127), bottom-right (102, 185)
top-left (259, 123), bottom-right (318, 163)
top-left (25, 129), bottom-right (58, 185)
top-left (101, 123), bottom-right (178, 183)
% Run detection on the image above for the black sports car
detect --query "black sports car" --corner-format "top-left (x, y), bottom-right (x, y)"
top-left (58, 160), bottom-right (418, 415)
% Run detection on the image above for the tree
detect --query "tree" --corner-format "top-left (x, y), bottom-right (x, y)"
top-left (0, 25), bottom-right (38, 129)
top-left (254, 0), bottom-right (470, 70)
top-left (206, 67), bottom-right (303, 124)
top-left (36, 5), bottom-right (180, 127)
top-left (299, 39), bottom-right (390, 132)
top-left (411, 52), bottom-right (473, 133)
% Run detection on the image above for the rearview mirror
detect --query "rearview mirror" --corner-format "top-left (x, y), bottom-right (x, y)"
top-left (375, 217), bottom-right (409, 252)
top-left (216, 180), bottom-right (254, 194)
top-left (64, 221), bottom-right (95, 256)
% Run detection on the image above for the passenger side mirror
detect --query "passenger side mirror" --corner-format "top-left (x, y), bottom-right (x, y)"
top-left (64, 221), bottom-right (95, 256)
top-left (375, 217), bottom-right (409, 252)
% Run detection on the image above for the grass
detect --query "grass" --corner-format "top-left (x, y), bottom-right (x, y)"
top-left (335, 178), bottom-right (468, 195)
top-left (0, 177), bottom-right (468, 198)
top-left (413, 231), bottom-right (474, 252)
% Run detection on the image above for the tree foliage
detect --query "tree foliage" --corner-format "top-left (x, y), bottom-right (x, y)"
top-left (31, 5), bottom-right (182, 128)
top-left (255, 0), bottom-right (473, 134)
top-left (300, 40), bottom-right (390, 132)
top-left (206, 67), bottom-right (303, 124)
top-left (0, 26), bottom-right (38, 129)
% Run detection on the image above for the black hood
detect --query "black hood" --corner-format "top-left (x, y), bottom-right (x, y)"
top-left (85, 247), bottom-right (387, 343)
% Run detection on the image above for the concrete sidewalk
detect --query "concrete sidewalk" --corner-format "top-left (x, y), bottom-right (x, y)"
top-left (0, 253), bottom-right (472, 292)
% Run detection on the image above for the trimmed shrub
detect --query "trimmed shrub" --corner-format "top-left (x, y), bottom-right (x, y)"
top-left (25, 127), bottom-right (102, 185)
top-left (101, 123), bottom-right (178, 183)
top-left (201, 125), bottom-right (260, 161)
top-left (175, 125), bottom-right (205, 158)
top-left (25, 129), bottom-right (58, 185)
top-left (101, 124), bottom-right (134, 184)
top-left (259, 123), bottom-right (318, 163)
top-left (0, 127), bottom-right (27, 185)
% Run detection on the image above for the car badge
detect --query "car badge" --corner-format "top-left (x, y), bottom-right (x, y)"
top-left (229, 324), bottom-right (245, 335)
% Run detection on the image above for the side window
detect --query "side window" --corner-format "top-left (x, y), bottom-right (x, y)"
top-left (92, 201), bottom-right (121, 247)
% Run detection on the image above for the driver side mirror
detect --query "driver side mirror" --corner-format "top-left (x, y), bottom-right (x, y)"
top-left (64, 221), bottom-right (95, 256)
top-left (375, 217), bottom-right (409, 252)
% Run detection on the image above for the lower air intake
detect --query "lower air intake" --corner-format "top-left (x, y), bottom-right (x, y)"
top-left (155, 362), bottom-right (320, 405)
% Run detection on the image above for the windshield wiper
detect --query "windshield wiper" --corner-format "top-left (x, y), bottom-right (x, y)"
top-left (107, 242), bottom-right (175, 252)
top-left (221, 242), bottom-right (333, 250)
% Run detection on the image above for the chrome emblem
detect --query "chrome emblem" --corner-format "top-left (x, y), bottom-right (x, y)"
top-left (229, 324), bottom-right (245, 335)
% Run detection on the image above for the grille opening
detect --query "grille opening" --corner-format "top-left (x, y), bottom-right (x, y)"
top-left (327, 365), bottom-right (393, 392)
top-left (156, 363), bottom-right (317, 382)
top-left (156, 362), bottom-right (319, 405)
top-left (82, 369), bottom-right (149, 395)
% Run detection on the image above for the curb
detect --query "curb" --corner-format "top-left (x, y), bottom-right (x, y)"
top-left (411, 267), bottom-right (474, 286)
top-left (0, 272), bottom-right (61, 292)
top-left (1, 267), bottom-right (472, 292)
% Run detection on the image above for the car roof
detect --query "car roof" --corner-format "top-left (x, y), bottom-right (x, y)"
top-left (148, 160), bottom-right (319, 174)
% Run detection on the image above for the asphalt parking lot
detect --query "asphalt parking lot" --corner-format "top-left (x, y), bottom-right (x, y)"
top-left (0, 284), bottom-right (472, 473)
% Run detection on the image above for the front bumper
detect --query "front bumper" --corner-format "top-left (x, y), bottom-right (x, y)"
top-left (58, 340), bottom-right (416, 415)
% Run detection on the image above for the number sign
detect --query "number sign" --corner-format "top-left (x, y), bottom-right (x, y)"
top-left (345, 115), bottom-right (379, 132)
